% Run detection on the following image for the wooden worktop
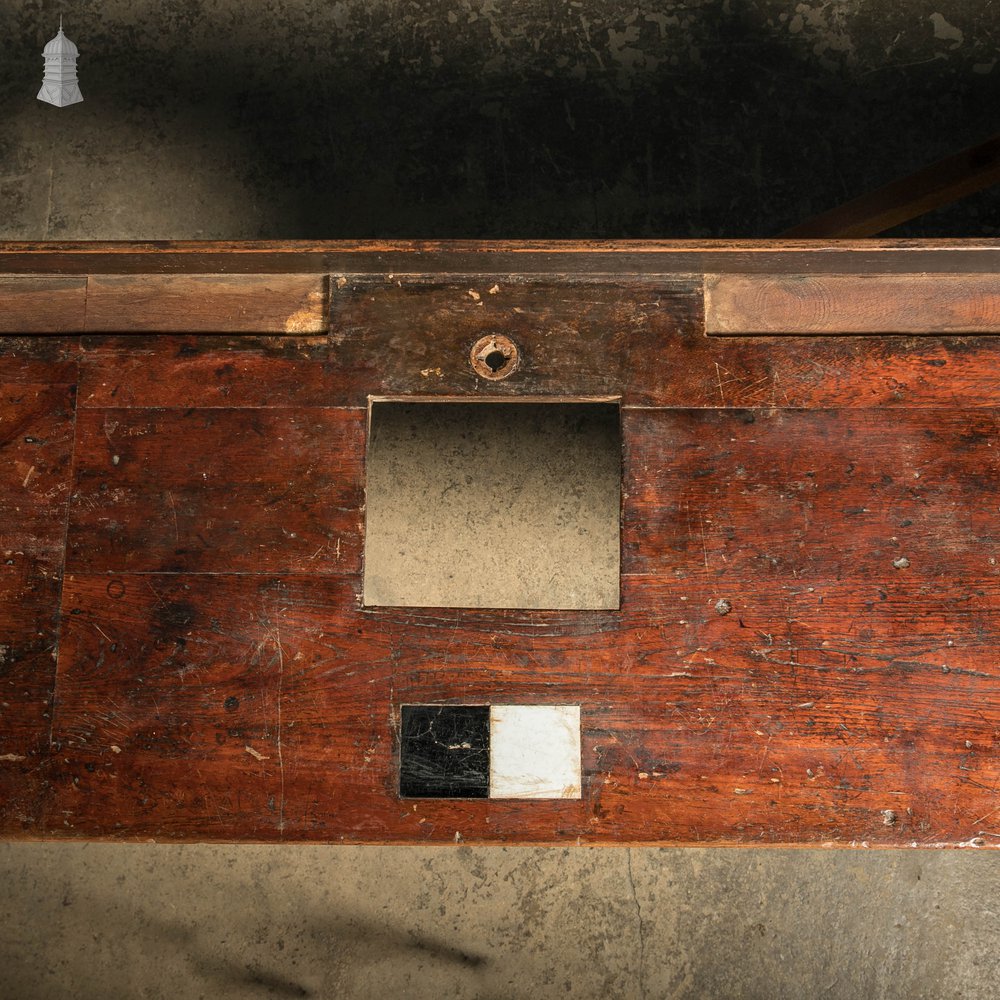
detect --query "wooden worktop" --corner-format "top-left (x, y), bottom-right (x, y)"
top-left (1, 240), bottom-right (998, 846)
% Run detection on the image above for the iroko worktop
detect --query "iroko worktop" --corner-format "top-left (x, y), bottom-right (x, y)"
top-left (1, 240), bottom-right (999, 846)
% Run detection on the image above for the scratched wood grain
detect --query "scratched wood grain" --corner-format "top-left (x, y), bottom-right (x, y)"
top-left (623, 407), bottom-right (1000, 579)
top-left (77, 335), bottom-right (344, 408)
top-left (671, 333), bottom-right (1000, 409)
top-left (47, 573), bottom-right (390, 840)
top-left (329, 277), bottom-right (1000, 408)
top-left (0, 276), bottom-right (87, 333)
top-left (1, 383), bottom-right (77, 546)
top-left (706, 274), bottom-right (1000, 335)
top-left (66, 407), bottom-right (364, 575)
top-left (45, 572), bottom-right (999, 844)
top-left (73, 324), bottom-right (1000, 411)
top-left (329, 277), bottom-right (702, 406)
top-left (0, 334), bottom-right (79, 383)
top-left (0, 360), bottom-right (78, 833)
top-left (84, 274), bottom-right (328, 333)
top-left (0, 564), bottom-right (61, 833)
top-left (5, 244), bottom-right (1000, 846)
top-left (372, 568), bottom-right (1000, 846)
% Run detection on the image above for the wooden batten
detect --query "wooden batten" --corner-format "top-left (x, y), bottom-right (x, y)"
top-left (84, 273), bottom-right (328, 333)
top-left (0, 275), bottom-right (87, 332)
top-left (705, 273), bottom-right (1000, 335)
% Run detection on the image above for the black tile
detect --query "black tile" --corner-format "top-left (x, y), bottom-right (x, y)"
top-left (399, 705), bottom-right (490, 798)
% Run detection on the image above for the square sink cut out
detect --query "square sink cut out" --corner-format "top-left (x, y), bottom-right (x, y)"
top-left (363, 400), bottom-right (621, 610)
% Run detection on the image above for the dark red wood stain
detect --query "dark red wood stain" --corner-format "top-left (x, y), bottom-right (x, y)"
top-left (623, 407), bottom-right (1000, 578)
top-left (0, 336), bottom-right (79, 385)
top-left (1, 243), bottom-right (999, 845)
top-left (42, 573), bottom-right (1000, 843)
top-left (66, 407), bottom-right (364, 575)
top-left (0, 341), bottom-right (78, 832)
top-left (78, 336), bottom-right (347, 409)
top-left (0, 563), bottom-right (61, 832)
top-left (47, 573), bottom-right (392, 840)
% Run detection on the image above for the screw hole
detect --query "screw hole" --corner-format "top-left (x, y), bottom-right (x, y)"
top-left (470, 335), bottom-right (519, 381)
top-left (483, 349), bottom-right (508, 373)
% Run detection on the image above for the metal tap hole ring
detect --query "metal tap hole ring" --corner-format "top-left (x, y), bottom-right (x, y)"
top-left (470, 335), bottom-right (519, 380)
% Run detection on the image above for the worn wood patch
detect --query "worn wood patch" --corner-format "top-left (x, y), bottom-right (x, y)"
top-left (67, 326), bottom-right (1000, 411)
top-left (77, 336), bottom-right (343, 408)
top-left (66, 407), bottom-right (364, 575)
top-left (0, 276), bottom-right (87, 334)
top-left (328, 277), bottom-right (703, 406)
top-left (0, 559), bottom-right (60, 834)
top-left (1, 383), bottom-right (77, 547)
top-left (0, 336), bottom-right (79, 386)
top-left (0, 376), bottom-right (77, 834)
top-left (706, 273), bottom-right (1000, 335)
top-left (84, 274), bottom-right (328, 333)
top-left (41, 572), bottom-right (1000, 843)
top-left (47, 573), bottom-right (391, 840)
top-left (658, 334), bottom-right (1000, 409)
top-left (623, 407), bottom-right (1000, 579)
top-left (3, 240), bottom-right (1000, 276)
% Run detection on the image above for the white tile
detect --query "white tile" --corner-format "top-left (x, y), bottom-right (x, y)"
top-left (489, 705), bottom-right (581, 799)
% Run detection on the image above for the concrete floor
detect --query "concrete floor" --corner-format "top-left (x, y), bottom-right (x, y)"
top-left (2, 844), bottom-right (999, 1000)
top-left (3, 2), bottom-right (1000, 997)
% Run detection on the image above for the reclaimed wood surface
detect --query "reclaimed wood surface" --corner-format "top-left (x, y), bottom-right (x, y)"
top-left (0, 276), bottom-right (86, 333)
top-left (0, 339), bottom-right (78, 832)
top-left (44, 568), bottom-right (1000, 845)
top-left (623, 407), bottom-right (1000, 579)
top-left (67, 407), bottom-right (364, 575)
top-left (76, 328), bottom-right (1000, 410)
top-left (1, 242), bottom-right (999, 846)
top-left (2, 239), bottom-right (1000, 274)
top-left (4, 240), bottom-right (1000, 337)
top-left (8, 269), bottom-right (1000, 354)
top-left (25, 400), bottom-right (1000, 845)
top-left (84, 274), bottom-right (327, 333)
top-left (705, 273), bottom-right (1000, 335)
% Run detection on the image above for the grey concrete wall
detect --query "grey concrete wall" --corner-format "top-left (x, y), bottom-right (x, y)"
top-left (2, 3), bottom-right (1000, 998)
top-left (1, 1), bottom-right (999, 239)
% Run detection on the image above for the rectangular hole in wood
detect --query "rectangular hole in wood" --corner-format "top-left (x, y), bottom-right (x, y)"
top-left (363, 399), bottom-right (621, 610)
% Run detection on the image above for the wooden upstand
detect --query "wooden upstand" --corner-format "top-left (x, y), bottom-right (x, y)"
top-left (1, 240), bottom-right (999, 846)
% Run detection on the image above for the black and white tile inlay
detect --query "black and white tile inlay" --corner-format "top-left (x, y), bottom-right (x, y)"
top-left (399, 704), bottom-right (581, 800)
top-left (399, 705), bottom-right (490, 799)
